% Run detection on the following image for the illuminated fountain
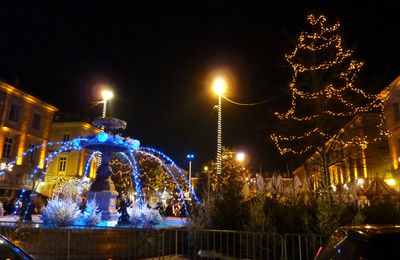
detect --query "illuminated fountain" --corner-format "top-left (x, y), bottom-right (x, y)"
top-left (82, 117), bottom-right (130, 220)
top-left (0, 88), bottom-right (199, 225)
top-left (0, 120), bottom-right (199, 224)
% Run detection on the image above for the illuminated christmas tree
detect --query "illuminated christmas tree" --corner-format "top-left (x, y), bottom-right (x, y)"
top-left (271, 14), bottom-right (386, 186)
top-left (110, 153), bottom-right (186, 198)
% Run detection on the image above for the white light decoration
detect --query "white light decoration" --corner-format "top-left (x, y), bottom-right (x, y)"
top-left (270, 14), bottom-right (388, 156)
top-left (100, 89), bottom-right (114, 101)
top-left (100, 89), bottom-right (113, 118)
top-left (212, 76), bottom-right (228, 176)
top-left (236, 152), bottom-right (246, 163)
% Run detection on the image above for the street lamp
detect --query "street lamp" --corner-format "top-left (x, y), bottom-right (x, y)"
top-left (235, 152), bottom-right (246, 163)
top-left (212, 77), bottom-right (227, 176)
top-left (98, 88), bottom-right (113, 165)
top-left (100, 89), bottom-right (114, 118)
top-left (186, 154), bottom-right (195, 193)
top-left (203, 165), bottom-right (211, 204)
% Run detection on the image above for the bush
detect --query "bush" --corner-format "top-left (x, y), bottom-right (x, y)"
top-left (40, 196), bottom-right (81, 226)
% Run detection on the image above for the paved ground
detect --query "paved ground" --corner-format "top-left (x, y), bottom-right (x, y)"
top-left (0, 214), bottom-right (186, 228)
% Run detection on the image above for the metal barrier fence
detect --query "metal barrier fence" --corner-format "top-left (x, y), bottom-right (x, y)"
top-left (0, 221), bottom-right (325, 259)
top-left (283, 234), bottom-right (324, 260)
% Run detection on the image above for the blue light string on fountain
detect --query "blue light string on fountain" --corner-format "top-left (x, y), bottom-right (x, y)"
top-left (137, 150), bottom-right (190, 216)
top-left (21, 144), bottom-right (83, 219)
top-left (73, 151), bottom-right (100, 201)
top-left (83, 151), bottom-right (100, 177)
top-left (141, 147), bottom-right (200, 204)
top-left (13, 144), bottom-right (73, 216)
top-left (13, 138), bottom-right (85, 217)
top-left (24, 144), bottom-right (81, 219)
top-left (123, 151), bottom-right (144, 208)
top-left (0, 141), bottom-right (69, 176)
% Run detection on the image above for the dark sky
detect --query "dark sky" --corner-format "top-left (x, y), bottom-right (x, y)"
top-left (1, 1), bottom-right (399, 174)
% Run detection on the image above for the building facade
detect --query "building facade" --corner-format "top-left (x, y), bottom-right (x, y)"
top-left (293, 114), bottom-right (391, 190)
top-left (381, 76), bottom-right (400, 181)
top-left (0, 81), bottom-right (58, 196)
top-left (293, 76), bottom-right (400, 190)
top-left (39, 113), bottom-right (101, 197)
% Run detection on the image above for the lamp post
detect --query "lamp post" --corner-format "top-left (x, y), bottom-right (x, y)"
top-left (212, 77), bottom-right (227, 176)
top-left (100, 89), bottom-right (114, 119)
top-left (186, 154), bottom-right (194, 194)
top-left (98, 89), bottom-right (114, 165)
top-left (203, 166), bottom-right (210, 202)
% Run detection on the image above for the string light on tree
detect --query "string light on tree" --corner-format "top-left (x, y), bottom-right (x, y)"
top-left (270, 14), bottom-right (388, 185)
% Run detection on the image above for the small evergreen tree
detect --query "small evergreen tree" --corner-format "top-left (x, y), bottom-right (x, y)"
top-left (271, 14), bottom-right (385, 186)
top-left (315, 191), bottom-right (343, 235)
top-left (196, 148), bottom-right (250, 230)
top-left (244, 192), bottom-right (276, 233)
top-left (41, 196), bottom-right (81, 227)
top-left (82, 199), bottom-right (102, 226)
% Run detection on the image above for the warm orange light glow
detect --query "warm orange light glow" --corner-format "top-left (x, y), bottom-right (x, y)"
top-left (16, 144), bottom-right (25, 165)
top-left (362, 149), bottom-right (368, 178)
top-left (386, 178), bottom-right (396, 186)
top-left (212, 77), bottom-right (228, 96)
top-left (353, 164), bottom-right (358, 180)
top-left (23, 95), bottom-right (37, 104)
top-left (78, 153), bottom-right (84, 176)
top-left (38, 144), bottom-right (47, 169)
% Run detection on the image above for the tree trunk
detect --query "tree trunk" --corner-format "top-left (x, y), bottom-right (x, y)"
top-left (322, 149), bottom-right (330, 187)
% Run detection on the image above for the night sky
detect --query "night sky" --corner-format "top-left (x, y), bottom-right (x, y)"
top-left (1, 1), bottom-right (399, 174)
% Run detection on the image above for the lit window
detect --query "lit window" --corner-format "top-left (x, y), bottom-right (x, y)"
top-left (63, 134), bottom-right (70, 142)
top-left (2, 137), bottom-right (13, 158)
top-left (58, 157), bottom-right (67, 172)
top-left (8, 104), bottom-right (20, 122)
top-left (32, 113), bottom-right (41, 130)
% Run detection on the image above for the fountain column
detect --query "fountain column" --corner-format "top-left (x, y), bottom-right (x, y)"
top-left (82, 117), bottom-right (128, 221)
top-left (86, 149), bottom-right (118, 220)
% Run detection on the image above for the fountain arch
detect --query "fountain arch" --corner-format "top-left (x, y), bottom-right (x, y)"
top-left (1, 116), bottom-right (199, 223)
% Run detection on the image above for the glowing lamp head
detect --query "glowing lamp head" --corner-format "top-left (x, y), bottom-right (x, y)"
top-left (131, 139), bottom-right (140, 149)
top-left (236, 152), bottom-right (246, 163)
top-left (357, 178), bottom-right (364, 186)
top-left (96, 132), bottom-right (108, 142)
top-left (386, 178), bottom-right (396, 186)
top-left (186, 154), bottom-right (194, 159)
top-left (101, 89), bottom-right (114, 101)
top-left (212, 77), bottom-right (227, 96)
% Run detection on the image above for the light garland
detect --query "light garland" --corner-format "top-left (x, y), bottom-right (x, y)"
top-left (271, 14), bottom-right (389, 156)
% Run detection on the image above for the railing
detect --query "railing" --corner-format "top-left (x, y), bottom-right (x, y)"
top-left (283, 234), bottom-right (325, 260)
top-left (0, 221), bottom-right (325, 260)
